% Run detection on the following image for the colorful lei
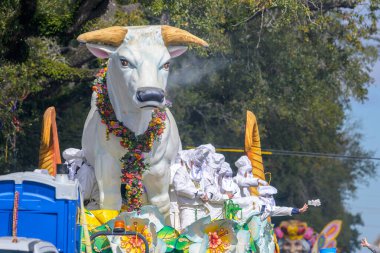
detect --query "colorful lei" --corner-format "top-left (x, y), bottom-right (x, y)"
top-left (92, 67), bottom-right (167, 211)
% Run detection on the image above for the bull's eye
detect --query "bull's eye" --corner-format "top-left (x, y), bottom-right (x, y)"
top-left (120, 59), bottom-right (129, 67)
top-left (163, 62), bottom-right (170, 71)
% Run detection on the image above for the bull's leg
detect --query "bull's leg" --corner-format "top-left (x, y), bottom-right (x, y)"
top-left (95, 151), bottom-right (122, 210)
top-left (143, 159), bottom-right (171, 224)
top-left (150, 191), bottom-right (171, 225)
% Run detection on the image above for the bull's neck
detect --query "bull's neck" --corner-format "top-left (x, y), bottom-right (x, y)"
top-left (106, 74), bottom-right (152, 136)
top-left (117, 110), bottom-right (152, 136)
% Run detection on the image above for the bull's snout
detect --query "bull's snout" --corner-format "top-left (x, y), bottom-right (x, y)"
top-left (136, 88), bottom-right (165, 103)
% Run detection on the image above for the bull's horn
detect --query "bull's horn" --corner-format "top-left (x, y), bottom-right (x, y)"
top-left (161, 25), bottom-right (209, 47)
top-left (77, 26), bottom-right (128, 47)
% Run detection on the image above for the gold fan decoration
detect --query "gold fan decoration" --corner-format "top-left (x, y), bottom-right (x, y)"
top-left (38, 107), bottom-right (61, 176)
top-left (244, 110), bottom-right (265, 196)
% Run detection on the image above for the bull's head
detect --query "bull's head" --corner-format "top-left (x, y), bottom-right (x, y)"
top-left (78, 25), bottom-right (208, 110)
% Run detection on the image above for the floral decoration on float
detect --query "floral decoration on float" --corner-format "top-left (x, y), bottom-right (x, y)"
top-left (83, 206), bottom-right (280, 253)
top-left (92, 67), bottom-right (167, 211)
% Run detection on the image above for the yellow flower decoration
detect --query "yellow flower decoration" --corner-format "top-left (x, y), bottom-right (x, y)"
top-left (118, 218), bottom-right (153, 253)
top-left (204, 220), bottom-right (237, 253)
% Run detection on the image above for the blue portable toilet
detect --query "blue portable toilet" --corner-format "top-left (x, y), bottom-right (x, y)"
top-left (0, 172), bottom-right (81, 253)
top-left (320, 248), bottom-right (337, 253)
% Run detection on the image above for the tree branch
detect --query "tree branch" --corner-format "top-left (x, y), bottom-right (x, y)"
top-left (65, 45), bottom-right (95, 67)
top-left (307, 0), bottom-right (359, 12)
top-left (65, 0), bottom-right (109, 37)
top-left (232, 0), bottom-right (360, 27)
top-left (3, 0), bottom-right (38, 62)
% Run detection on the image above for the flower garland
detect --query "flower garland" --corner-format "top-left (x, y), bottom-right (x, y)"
top-left (92, 67), bottom-right (167, 211)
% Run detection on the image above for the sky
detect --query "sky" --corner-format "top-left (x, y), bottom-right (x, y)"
top-left (347, 60), bottom-right (380, 252)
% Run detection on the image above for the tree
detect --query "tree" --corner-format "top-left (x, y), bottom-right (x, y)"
top-left (143, 1), bottom-right (379, 250)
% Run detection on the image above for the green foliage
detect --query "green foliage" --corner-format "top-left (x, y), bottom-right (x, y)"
top-left (0, 35), bottom-right (92, 172)
top-left (82, 7), bottom-right (148, 33)
top-left (34, 0), bottom-right (76, 36)
top-left (166, 1), bottom-right (379, 250)
top-left (0, 0), bottom-right (379, 251)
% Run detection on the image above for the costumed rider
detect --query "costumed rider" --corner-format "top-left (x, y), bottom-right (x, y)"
top-left (196, 144), bottom-right (223, 190)
top-left (203, 152), bottom-right (229, 220)
top-left (62, 148), bottom-right (100, 210)
top-left (169, 150), bottom-right (193, 230)
top-left (204, 153), bottom-right (225, 183)
top-left (197, 143), bottom-right (216, 157)
top-left (234, 155), bottom-right (268, 197)
top-left (173, 148), bottom-right (209, 230)
top-left (258, 185), bottom-right (308, 221)
top-left (219, 162), bottom-right (241, 199)
top-left (193, 144), bottom-right (217, 191)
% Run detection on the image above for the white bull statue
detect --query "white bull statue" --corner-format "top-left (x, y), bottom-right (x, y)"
top-left (77, 25), bottom-right (208, 223)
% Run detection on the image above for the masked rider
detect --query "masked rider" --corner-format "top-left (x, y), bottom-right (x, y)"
top-left (62, 148), bottom-right (100, 210)
top-left (219, 162), bottom-right (241, 199)
top-left (202, 153), bottom-right (230, 220)
top-left (173, 149), bottom-right (209, 230)
top-left (258, 185), bottom-right (308, 221)
top-left (234, 155), bottom-right (268, 197)
top-left (169, 150), bottom-right (193, 230)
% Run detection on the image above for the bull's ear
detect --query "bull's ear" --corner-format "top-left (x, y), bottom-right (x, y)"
top-left (86, 43), bottom-right (116, 59)
top-left (168, 46), bottom-right (188, 58)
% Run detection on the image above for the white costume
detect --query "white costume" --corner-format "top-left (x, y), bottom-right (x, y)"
top-left (234, 156), bottom-right (268, 197)
top-left (258, 186), bottom-right (294, 220)
top-left (196, 143), bottom-right (216, 156)
top-left (219, 162), bottom-right (241, 198)
top-left (204, 162), bottom-right (242, 220)
top-left (203, 153), bottom-right (228, 220)
top-left (169, 163), bottom-right (181, 230)
top-left (232, 186), bottom-right (296, 223)
top-left (173, 150), bottom-right (208, 230)
top-left (204, 153), bottom-right (225, 182)
top-left (62, 148), bottom-right (100, 210)
top-left (169, 150), bottom-right (193, 230)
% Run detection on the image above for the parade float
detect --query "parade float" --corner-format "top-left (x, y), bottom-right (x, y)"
top-left (0, 25), bottom-right (337, 253)
top-left (274, 220), bottom-right (342, 253)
